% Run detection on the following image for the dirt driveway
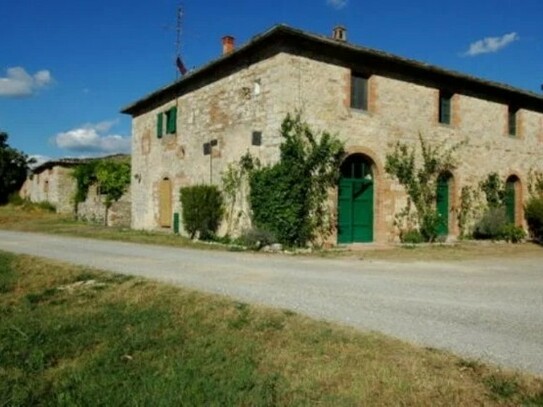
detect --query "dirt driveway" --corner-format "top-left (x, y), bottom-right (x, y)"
top-left (1, 230), bottom-right (542, 375)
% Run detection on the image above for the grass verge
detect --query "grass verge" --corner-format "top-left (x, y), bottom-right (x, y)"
top-left (1, 204), bottom-right (542, 261)
top-left (1, 251), bottom-right (543, 405)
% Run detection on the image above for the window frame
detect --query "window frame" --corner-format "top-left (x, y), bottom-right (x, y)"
top-left (350, 73), bottom-right (369, 111)
top-left (508, 106), bottom-right (518, 137)
top-left (438, 91), bottom-right (453, 125)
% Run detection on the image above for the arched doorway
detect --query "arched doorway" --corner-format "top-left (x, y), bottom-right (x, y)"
top-left (337, 154), bottom-right (374, 243)
top-left (505, 175), bottom-right (521, 225)
top-left (436, 173), bottom-right (452, 236)
top-left (159, 177), bottom-right (172, 228)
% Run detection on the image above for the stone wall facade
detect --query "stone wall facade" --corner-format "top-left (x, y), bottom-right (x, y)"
top-left (77, 185), bottom-right (131, 227)
top-left (129, 41), bottom-right (543, 244)
top-left (19, 165), bottom-right (76, 214)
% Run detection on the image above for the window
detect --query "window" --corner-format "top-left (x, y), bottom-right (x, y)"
top-left (156, 106), bottom-right (177, 138)
top-left (439, 91), bottom-right (452, 125)
top-left (252, 131), bottom-right (262, 146)
top-left (508, 106), bottom-right (518, 136)
top-left (351, 74), bottom-right (369, 111)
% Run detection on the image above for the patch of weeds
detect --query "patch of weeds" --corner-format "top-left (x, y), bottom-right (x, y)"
top-left (282, 309), bottom-right (296, 317)
top-left (484, 374), bottom-right (520, 400)
top-left (0, 252), bottom-right (16, 293)
top-left (523, 390), bottom-right (543, 406)
top-left (25, 288), bottom-right (58, 305)
top-left (255, 315), bottom-right (285, 332)
top-left (73, 270), bottom-right (97, 282)
top-left (228, 302), bottom-right (252, 330)
top-left (457, 358), bottom-right (481, 371)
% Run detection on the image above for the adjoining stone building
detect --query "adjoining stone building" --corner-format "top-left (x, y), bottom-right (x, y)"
top-left (20, 155), bottom-right (132, 227)
top-left (122, 25), bottom-right (543, 244)
top-left (19, 159), bottom-right (81, 214)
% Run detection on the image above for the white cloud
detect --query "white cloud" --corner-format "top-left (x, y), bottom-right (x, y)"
top-left (464, 32), bottom-right (519, 57)
top-left (327, 0), bottom-right (348, 9)
top-left (54, 121), bottom-right (131, 154)
top-left (0, 67), bottom-right (54, 97)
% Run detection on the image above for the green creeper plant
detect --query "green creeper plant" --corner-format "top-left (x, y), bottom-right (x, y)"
top-left (385, 134), bottom-right (463, 242)
top-left (248, 112), bottom-right (345, 247)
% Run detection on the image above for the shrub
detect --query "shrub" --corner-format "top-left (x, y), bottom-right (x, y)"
top-left (238, 227), bottom-right (277, 250)
top-left (499, 224), bottom-right (526, 243)
top-left (525, 196), bottom-right (543, 242)
top-left (400, 229), bottom-right (425, 244)
top-left (7, 192), bottom-right (24, 206)
top-left (180, 185), bottom-right (224, 240)
top-left (473, 206), bottom-right (509, 240)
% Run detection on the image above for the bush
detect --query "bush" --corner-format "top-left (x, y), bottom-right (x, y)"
top-left (180, 185), bottom-right (224, 240)
top-left (400, 229), bottom-right (425, 244)
top-left (499, 224), bottom-right (526, 243)
top-left (7, 192), bottom-right (24, 206)
top-left (525, 196), bottom-right (543, 242)
top-left (473, 206), bottom-right (509, 240)
top-left (238, 227), bottom-right (277, 250)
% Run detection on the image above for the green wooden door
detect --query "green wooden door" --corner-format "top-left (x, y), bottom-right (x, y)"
top-left (505, 181), bottom-right (516, 224)
top-left (338, 178), bottom-right (373, 243)
top-left (436, 177), bottom-right (449, 236)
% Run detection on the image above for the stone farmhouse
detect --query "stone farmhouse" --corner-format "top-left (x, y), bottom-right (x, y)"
top-left (20, 155), bottom-right (131, 227)
top-left (122, 25), bottom-right (543, 244)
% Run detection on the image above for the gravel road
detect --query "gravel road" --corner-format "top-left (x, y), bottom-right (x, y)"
top-left (1, 230), bottom-right (542, 376)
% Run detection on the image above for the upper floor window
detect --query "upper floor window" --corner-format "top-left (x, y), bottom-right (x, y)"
top-left (351, 73), bottom-right (369, 111)
top-left (508, 106), bottom-right (518, 137)
top-left (439, 91), bottom-right (452, 125)
top-left (157, 106), bottom-right (178, 138)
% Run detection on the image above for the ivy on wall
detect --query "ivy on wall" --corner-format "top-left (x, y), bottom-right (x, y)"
top-left (247, 112), bottom-right (344, 247)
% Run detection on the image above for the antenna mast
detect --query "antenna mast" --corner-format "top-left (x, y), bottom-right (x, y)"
top-left (175, 4), bottom-right (183, 79)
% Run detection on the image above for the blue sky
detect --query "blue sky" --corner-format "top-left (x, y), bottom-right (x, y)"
top-left (1, 0), bottom-right (541, 163)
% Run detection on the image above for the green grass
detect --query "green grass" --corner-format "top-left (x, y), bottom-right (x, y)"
top-left (1, 252), bottom-right (543, 406)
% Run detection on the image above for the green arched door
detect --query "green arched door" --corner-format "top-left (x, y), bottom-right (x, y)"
top-left (338, 155), bottom-right (374, 243)
top-left (436, 175), bottom-right (450, 236)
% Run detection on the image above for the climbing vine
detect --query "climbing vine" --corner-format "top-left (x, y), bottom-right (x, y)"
top-left (385, 134), bottom-right (464, 242)
top-left (247, 112), bottom-right (345, 247)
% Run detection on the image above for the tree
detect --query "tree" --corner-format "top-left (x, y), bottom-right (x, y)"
top-left (0, 132), bottom-right (33, 204)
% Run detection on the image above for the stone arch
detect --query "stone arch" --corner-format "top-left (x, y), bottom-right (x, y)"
top-left (158, 177), bottom-right (172, 228)
top-left (505, 174), bottom-right (523, 226)
top-left (337, 150), bottom-right (380, 243)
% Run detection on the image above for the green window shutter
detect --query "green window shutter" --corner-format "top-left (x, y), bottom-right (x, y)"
top-left (157, 113), bottom-right (163, 138)
top-left (167, 106), bottom-right (177, 134)
top-left (351, 75), bottom-right (368, 110)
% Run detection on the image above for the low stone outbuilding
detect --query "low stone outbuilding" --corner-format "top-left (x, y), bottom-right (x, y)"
top-left (122, 25), bottom-right (543, 244)
top-left (19, 159), bottom-right (80, 214)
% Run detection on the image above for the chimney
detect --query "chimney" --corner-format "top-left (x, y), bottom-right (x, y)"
top-left (332, 25), bottom-right (347, 42)
top-left (222, 35), bottom-right (235, 55)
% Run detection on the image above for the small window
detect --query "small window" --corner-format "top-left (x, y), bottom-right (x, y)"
top-left (351, 73), bottom-right (369, 111)
top-left (439, 91), bottom-right (452, 125)
top-left (203, 142), bottom-right (211, 155)
top-left (165, 106), bottom-right (177, 134)
top-left (508, 106), bottom-right (518, 136)
top-left (252, 131), bottom-right (262, 146)
top-left (254, 80), bottom-right (261, 96)
top-left (156, 113), bottom-right (163, 138)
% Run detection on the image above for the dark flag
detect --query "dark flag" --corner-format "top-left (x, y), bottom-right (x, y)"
top-left (176, 56), bottom-right (188, 75)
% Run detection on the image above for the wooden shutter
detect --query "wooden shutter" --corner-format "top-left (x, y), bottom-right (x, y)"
top-left (157, 113), bottom-right (163, 138)
top-left (167, 107), bottom-right (177, 134)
